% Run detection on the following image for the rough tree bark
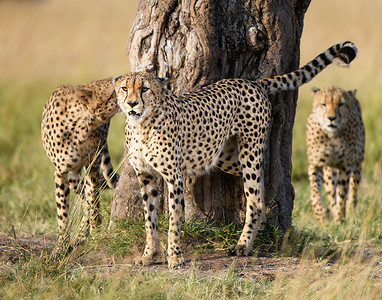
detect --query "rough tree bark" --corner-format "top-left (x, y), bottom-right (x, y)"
top-left (110, 0), bottom-right (311, 231)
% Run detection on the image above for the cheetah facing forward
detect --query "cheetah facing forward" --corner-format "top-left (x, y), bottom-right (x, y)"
top-left (41, 78), bottom-right (120, 236)
top-left (113, 42), bottom-right (357, 268)
top-left (307, 87), bottom-right (365, 224)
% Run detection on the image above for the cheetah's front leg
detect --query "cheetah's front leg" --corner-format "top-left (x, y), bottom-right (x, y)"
top-left (133, 172), bottom-right (160, 266)
top-left (323, 166), bottom-right (338, 217)
top-left (333, 167), bottom-right (351, 222)
top-left (308, 165), bottom-right (329, 225)
top-left (166, 174), bottom-right (185, 268)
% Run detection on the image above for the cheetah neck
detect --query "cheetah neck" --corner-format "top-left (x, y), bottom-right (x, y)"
top-left (128, 104), bottom-right (170, 133)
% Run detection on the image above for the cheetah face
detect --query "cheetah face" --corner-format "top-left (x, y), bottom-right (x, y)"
top-left (113, 72), bottom-right (169, 121)
top-left (117, 81), bottom-right (149, 121)
top-left (312, 87), bottom-right (355, 132)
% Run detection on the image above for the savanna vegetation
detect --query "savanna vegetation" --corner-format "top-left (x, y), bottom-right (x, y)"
top-left (0, 0), bottom-right (381, 299)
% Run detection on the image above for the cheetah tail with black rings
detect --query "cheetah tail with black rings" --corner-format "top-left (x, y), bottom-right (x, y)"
top-left (259, 41), bottom-right (357, 94)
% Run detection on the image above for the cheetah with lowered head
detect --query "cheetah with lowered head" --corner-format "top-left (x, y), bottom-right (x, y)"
top-left (113, 41), bottom-right (357, 268)
top-left (307, 86), bottom-right (365, 224)
top-left (41, 78), bottom-right (120, 237)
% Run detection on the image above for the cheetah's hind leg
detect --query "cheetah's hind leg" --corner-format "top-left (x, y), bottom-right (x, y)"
top-left (133, 171), bottom-right (161, 266)
top-left (80, 157), bottom-right (103, 237)
top-left (227, 139), bottom-right (266, 257)
top-left (54, 170), bottom-right (70, 239)
top-left (100, 143), bottom-right (120, 189)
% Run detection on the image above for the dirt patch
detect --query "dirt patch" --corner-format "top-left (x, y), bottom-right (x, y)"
top-left (0, 234), bottom-right (55, 263)
top-left (1, 234), bottom-right (381, 280)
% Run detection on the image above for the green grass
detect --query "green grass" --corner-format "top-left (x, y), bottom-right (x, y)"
top-left (0, 253), bottom-right (274, 299)
top-left (0, 218), bottom-right (380, 299)
top-left (0, 81), bottom-right (55, 233)
top-left (1, 261), bottom-right (379, 299)
top-left (105, 215), bottom-right (284, 257)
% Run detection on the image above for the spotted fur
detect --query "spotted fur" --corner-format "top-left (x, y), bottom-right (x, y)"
top-left (41, 78), bottom-right (120, 237)
top-left (113, 41), bottom-right (357, 268)
top-left (307, 86), bottom-right (365, 224)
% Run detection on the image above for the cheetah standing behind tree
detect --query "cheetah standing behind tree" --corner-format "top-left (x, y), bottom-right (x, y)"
top-left (306, 87), bottom-right (365, 225)
top-left (113, 41), bottom-right (357, 268)
top-left (41, 78), bottom-right (120, 238)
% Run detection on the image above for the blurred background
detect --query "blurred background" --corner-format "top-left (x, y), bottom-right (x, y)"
top-left (0, 0), bottom-right (135, 83)
top-left (0, 0), bottom-right (381, 233)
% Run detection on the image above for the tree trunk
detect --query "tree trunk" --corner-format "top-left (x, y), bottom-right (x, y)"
top-left (110, 0), bottom-right (311, 231)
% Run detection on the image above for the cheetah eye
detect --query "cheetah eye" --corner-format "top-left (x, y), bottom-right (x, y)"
top-left (320, 103), bottom-right (326, 107)
top-left (121, 86), bottom-right (128, 92)
top-left (141, 87), bottom-right (149, 93)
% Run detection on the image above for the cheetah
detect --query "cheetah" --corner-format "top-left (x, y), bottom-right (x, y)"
top-left (113, 41), bottom-right (357, 268)
top-left (306, 86), bottom-right (365, 224)
top-left (41, 78), bottom-right (120, 237)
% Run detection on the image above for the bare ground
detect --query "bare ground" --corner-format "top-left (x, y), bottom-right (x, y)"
top-left (1, 234), bottom-right (381, 280)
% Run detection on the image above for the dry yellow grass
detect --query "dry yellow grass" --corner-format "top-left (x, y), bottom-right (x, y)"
top-left (0, 0), bottom-right (137, 85)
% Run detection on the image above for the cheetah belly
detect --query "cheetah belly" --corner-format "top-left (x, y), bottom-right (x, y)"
top-left (181, 136), bottom-right (240, 176)
top-left (212, 136), bottom-right (242, 176)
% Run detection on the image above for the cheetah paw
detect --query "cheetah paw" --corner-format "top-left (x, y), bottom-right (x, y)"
top-left (132, 254), bottom-right (155, 266)
top-left (167, 254), bottom-right (185, 269)
top-left (227, 244), bottom-right (252, 257)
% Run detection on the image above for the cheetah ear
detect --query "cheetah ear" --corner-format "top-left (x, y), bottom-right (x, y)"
top-left (76, 89), bottom-right (94, 110)
top-left (158, 77), bottom-right (169, 84)
top-left (347, 89), bottom-right (357, 97)
top-left (311, 87), bottom-right (320, 95)
top-left (157, 77), bottom-right (170, 89)
top-left (112, 75), bottom-right (123, 92)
